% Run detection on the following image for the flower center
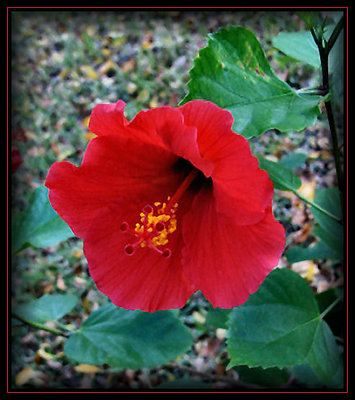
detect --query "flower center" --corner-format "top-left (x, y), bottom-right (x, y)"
top-left (120, 168), bottom-right (199, 258)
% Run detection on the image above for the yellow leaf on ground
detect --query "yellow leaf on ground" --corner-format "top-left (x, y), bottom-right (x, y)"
top-left (291, 260), bottom-right (318, 282)
top-left (298, 179), bottom-right (316, 202)
top-left (149, 96), bottom-right (158, 108)
top-left (37, 347), bottom-right (55, 360)
top-left (80, 65), bottom-right (98, 79)
top-left (74, 364), bottom-right (100, 374)
top-left (121, 58), bottom-right (136, 73)
top-left (99, 60), bottom-right (116, 75)
top-left (71, 248), bottom-right (83, 258)
top-left (59, 69), bottom-right (69, 79)
top-left (102, 48), bottom-right (111, 56)
top-left (15, 367), bottom-right (37, 386)
top-left (56, 274), bottom-right (67, 290)
top-left (192, 311), bottom-right (206, 324)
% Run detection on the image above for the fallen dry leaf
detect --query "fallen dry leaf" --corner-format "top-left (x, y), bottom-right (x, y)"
top-left (15, 366), bottom-right (44, 386)
top-left (291, 260), bottom-right (319, 282)
top-left (74, 364), bottom-right (101, 374)
top-left (298, 178), bottom-right (316, 202)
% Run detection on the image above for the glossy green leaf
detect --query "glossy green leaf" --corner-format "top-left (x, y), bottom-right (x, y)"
top-left (257, 156), bottom-right (302, 191)
top-left (64, 303), bottom-right (193, 369)
top-left (180, 26), bottom-right (321, 138)
top-left (273, 30), bottom-right (321, 68)
top-left (311, 187), bottom-right (343, 258)
top-left (12, 186), bottom-right (75, 254)
top-left (13, 294), bottom-right (78, 324)
top-left (273, 22), bottom-right (343, 112)
top-left (226, 268), bottom-right (341, 385)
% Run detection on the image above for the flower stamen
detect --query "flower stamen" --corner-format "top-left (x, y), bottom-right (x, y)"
top-left (120, 168), bottom-right (199, 257)
top-left (121, 200), bottom-right (178, 258)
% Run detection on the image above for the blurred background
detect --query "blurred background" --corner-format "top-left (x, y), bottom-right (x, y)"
top-left (11, 10), bottom-right (343, 390)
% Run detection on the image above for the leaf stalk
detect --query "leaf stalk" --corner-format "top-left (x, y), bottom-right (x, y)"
top-left (12, 313), bottom-right (70, 338)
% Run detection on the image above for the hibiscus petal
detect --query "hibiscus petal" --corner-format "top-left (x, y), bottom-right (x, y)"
top-left (182, 186), bottom-right (285, 309)
top-left (45, 134), bottom-right (180, 238)
top-left (128, 106), bottom-right (214, 177)
top-left (84, 200), bottom-right (197, 312)
top-left (88, 100), bottom-right (128, 136)
top-left (180, 100), bottom-right (273, 225)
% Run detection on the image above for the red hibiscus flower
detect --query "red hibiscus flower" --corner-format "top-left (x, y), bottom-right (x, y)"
top-left (45, 100), bottom-right (285, 312)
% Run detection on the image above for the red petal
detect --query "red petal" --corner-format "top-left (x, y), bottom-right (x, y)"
top-left (180, 100), bottom-right (273, 225)
top-left (88, 100), bottom-right (128, 136)
top-left (128, 106), bottom-right (214, 176)
top-left (182, 186), bottom-right (285, 308)
top-left (84, 200), bottom-right (197, 312)
top-left (45, 134), bottom-right (180, 238)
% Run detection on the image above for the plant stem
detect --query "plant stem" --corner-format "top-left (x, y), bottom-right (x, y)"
top-left (12, 313), bottom-right (70, 337)
top-left (326, 16), bottom-right (344, 54)
top-left (311, 23), bottom-right (344, 197)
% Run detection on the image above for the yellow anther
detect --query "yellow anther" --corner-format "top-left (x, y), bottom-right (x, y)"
top-left (131, 199), bottom-right (178, 253)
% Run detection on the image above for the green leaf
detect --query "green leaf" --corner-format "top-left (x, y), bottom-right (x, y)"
top-left (273, 30), bottom-right (321, 68)
top-left (13, 294), bottom-right (78, 324)
top-left (272, 23), bottom-right (340, 67)
top-left (297, 12), bottom-right (324, 30)
top-left (226, 268), bottom-right (341, 385)
top-left (205, 307), bottom-right (231, 329)
top-left (311, 187), bottom-right (343, 258)
top-left (180, 26), bottom-right (321, 138)
top-left (305, 319), bottom-right (343, 386)
top-left (64, 303), bottom-right (193, 369)
top-left (279, 152), bottom-right (308, 169)
top-left (12, 186), bottom-right (75, 254)
top-left (286, 240), bottom-right (340, 263)
top-left (292, 363), bottom-right (323, 387)
top-left (257, 156), bottom-right (301, 191)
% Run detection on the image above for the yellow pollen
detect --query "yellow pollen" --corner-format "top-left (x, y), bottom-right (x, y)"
top-left (133, 200), bottom-right (178, 249)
